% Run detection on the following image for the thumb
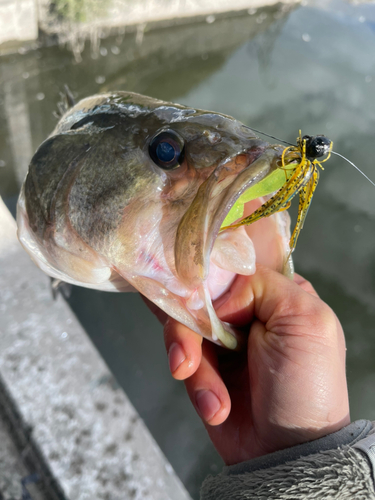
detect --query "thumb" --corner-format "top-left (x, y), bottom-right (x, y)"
top-left (214, 265), bottom-right (323, 328)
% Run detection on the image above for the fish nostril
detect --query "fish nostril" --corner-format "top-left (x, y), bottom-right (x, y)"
top-left (203, 130), bottom-right (222, 145)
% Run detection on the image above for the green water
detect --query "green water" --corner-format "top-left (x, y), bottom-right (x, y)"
top-left (2, 1), bottom-right (375, 498)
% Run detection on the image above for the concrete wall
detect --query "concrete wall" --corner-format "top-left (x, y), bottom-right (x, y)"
top-left (0, 0), bottom-right (299, 47)
top-left (38, 0), bottom-right (299, 27)
top-left (0, 0), bottom-right (38, 45)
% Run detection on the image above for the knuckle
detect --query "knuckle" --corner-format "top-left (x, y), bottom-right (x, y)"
top-left (275, 292), bottom-right (337, 343)
top-left (304, 300), bottom-right (337, 342)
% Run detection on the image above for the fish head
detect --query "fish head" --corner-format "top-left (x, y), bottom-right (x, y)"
top-left (17, 92), bottom-right (291, 349)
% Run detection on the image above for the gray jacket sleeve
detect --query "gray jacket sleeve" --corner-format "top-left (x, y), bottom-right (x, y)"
top-left (201, 420), bottom-right (375, 500)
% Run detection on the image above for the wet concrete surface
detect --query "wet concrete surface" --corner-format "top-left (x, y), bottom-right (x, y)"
top-left (0, 407), bottom-right (47, 500)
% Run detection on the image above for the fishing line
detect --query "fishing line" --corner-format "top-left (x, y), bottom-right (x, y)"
top-left (331, 151), bottom-right (375, 188)
top-left (248, 125), bottom-right (375, 188)
top-left (245, 126), bottom-right (295, 146)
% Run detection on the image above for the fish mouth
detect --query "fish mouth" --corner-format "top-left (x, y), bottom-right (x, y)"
top-left (175, 145), bottom-right (291, 349)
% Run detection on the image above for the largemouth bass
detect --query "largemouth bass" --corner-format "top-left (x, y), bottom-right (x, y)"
top-left (17, 92), bottom-right (292, 349)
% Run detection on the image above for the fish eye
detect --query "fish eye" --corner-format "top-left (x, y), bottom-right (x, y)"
top-left (149, 129), bottom-right (185, 170)
top-left (303, 135), bottom-right (332, 160)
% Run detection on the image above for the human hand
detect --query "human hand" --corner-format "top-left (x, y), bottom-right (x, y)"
top-left (159, 266), bottom-right (350, 465)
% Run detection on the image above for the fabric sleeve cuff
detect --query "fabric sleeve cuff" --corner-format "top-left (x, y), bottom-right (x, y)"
top-left (224, 419), bottom-right (372, 476)
top-left (201, 420), bottom-right (375, 500)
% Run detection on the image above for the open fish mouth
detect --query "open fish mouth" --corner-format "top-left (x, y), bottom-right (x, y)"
top-left (175, 145), bottom-right (292, 349)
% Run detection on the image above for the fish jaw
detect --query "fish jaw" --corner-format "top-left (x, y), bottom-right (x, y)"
top-left (173, 146), bottom-right (289, 349)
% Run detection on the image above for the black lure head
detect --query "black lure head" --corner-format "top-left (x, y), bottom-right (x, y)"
top-left (302, 135), bottom-right (332, 160)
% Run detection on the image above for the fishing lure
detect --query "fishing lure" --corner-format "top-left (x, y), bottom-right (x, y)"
top-left (221, 131), bottom-right (333, 256)
top-left (222, 127), bottom-right (375, 266)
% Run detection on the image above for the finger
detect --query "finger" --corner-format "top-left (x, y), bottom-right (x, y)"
top-left (214, 273), bottom-right (256, 326)
top-left (293, 273), bottom-right (320, 298)
top-left (215, 265), bottom-right (325, 333)
top-left (184, 341), bottom-right (231, 426)
top-left (164, 318), bottom-right (203, 380)
top-left (250, 266), bottom-right (335, 340)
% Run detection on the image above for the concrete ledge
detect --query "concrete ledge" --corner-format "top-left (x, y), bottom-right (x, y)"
top-left (0, 0), bottom-right (299, 55)
top-left (0, 197), bottom-right (191, 500)
top-left (0, 377), bottom-right (57, 499)
top-left (0, 0), bottom-right (38, 45)
top-left (38, 0), bottom-right (299, 28)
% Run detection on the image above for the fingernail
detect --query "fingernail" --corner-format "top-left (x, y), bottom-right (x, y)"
top-left (195, 390), bottom-right (221, 422)
top-left (168, 342), bottom-right (186, 374)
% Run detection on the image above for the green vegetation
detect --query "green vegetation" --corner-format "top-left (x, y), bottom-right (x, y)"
top-left (50, 0), bottom-right (109, 23)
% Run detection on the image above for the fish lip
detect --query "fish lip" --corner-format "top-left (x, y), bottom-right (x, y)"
top-left (203, 145), bottom-right (285, 271)
top-left (210, 149), bottom-right (279, 235)
top-left (174, 144), bottom-right (284, 288)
